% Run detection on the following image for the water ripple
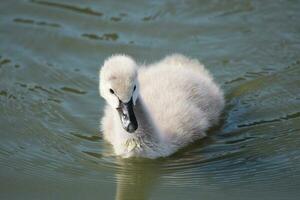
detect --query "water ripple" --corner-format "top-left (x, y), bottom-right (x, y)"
top-left (13, 18), bottom-right (61, 28)
top-left (29, 0), bottom-right (103, 17)
top-left (81, 33), bottom-right (119, 41)
top-left (60, 86), bottom-right (87, 95)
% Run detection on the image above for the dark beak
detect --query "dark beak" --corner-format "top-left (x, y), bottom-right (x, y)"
top-left (116, 98), bottom-right (138, 133)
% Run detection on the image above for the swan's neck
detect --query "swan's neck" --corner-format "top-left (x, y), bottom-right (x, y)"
top-left (112, 97), bottom-right (161, 157)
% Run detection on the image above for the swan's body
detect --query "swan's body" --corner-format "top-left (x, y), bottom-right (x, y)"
top-left (99, 54), bottom-right (224, 158)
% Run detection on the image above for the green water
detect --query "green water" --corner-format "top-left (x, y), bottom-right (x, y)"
top-left (1, 0), bottom-right (300, 199)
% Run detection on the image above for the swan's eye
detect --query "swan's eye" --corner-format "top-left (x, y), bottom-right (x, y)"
top-left (109, 89), bottom-right (114, 94)
top-left (133, 85), bottom-right (136, 91)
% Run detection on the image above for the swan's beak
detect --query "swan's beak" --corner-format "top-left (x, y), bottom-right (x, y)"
top-left (116, 98), bottom-right (138, 133)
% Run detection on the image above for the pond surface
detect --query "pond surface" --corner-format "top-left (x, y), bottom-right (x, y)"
top-left (1, 0), bottom-right (300, 199)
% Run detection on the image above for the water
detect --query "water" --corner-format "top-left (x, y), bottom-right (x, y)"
top-left (1, 0), bottom-right (300, 199)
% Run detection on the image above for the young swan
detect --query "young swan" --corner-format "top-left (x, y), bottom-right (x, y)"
top-left (99, 54), bottom-right (224, 158)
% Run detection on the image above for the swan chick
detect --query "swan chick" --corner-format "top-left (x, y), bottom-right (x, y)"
top-left (99, 54), bottom-right (224, 158)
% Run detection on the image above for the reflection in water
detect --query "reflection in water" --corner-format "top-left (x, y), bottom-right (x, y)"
top-left (115, 158), bottom-right (160, 200)
top-left (113, 137), bottom-right (216, 200)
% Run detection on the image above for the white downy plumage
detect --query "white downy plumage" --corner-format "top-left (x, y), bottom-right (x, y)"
top-left (99, 54), bottom-right (224, 158)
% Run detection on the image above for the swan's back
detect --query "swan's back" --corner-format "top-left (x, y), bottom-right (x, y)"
top-left (138, 54), bottom-right (224, 145)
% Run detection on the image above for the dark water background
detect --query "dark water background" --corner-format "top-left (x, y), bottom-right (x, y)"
top-left (1, 0), bottom-right (300, 199)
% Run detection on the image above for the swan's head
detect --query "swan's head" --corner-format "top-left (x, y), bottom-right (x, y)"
top-left (99, 55), bottom-right (139, 133)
